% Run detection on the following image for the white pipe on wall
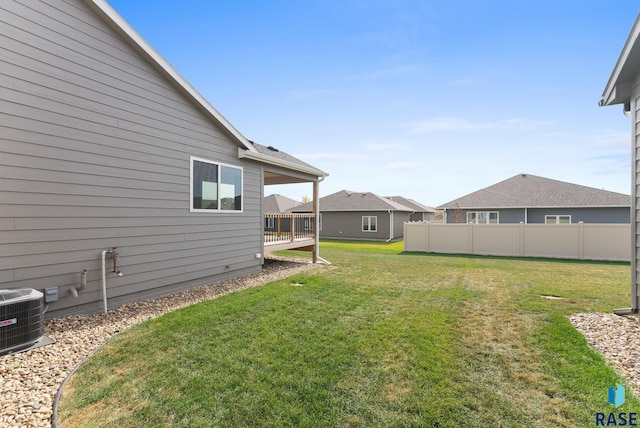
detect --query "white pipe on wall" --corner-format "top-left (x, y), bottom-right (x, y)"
top-left (101, 250), bottom-right (109, 313)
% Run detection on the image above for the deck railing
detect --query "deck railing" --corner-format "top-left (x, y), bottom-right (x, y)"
top-left (264, 213), bottom-right (316, 244)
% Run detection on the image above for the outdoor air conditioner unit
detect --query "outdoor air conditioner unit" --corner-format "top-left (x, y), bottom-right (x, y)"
top-left (0, 288), bottom-right (45, 356)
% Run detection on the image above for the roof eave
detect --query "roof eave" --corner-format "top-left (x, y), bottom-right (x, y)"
top-left (238, 148), bottom-right (328, 179)
top-left (85, 0), bottom-right (257, 152)
top-left (600, 12), bottom-right (640, 107)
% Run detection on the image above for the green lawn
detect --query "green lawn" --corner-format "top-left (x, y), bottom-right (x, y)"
top-left (58, 240), bottom-right (637, 427)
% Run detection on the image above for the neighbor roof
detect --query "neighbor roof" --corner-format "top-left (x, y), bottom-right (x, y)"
top-left (292, 190), bottom-right (415, 212)
top-left (264, 194), bottom-right (301, 213)
top-left (385, 196), bottom-right (438, 213)
top-left (437, 174), bottom-right (630, 209)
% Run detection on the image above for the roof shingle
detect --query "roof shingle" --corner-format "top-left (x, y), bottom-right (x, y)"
top-left (437, 174), bottom-right (630, 209)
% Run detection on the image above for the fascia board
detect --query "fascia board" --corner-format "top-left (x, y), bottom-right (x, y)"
top-left (601, 13), bottom-right (640, 107)
top-left (86, 0), bottom-right (256, 152)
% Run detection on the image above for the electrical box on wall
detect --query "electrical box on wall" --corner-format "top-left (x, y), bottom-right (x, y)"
top-left (44, 287), bottom-right (58, 303)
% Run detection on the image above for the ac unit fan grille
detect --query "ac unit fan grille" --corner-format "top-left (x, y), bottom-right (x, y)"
top-left (0, 289), bottom-right (44, 355)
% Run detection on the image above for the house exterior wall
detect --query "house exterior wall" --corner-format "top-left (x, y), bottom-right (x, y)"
top-left (446, 208), bottom-right (523, 223)
top-left (409, 212), bottom-right (435, 222)
top-left (0, 0), bottom-right (262, 318)
top-left (445, 207), bottom-right (629, 224)
top-left (319, 211), bottom-right (409, 240)
top-left (526, 207), bottom-right (630, 224)
top-left (632, 79), bottom-right (640, 310)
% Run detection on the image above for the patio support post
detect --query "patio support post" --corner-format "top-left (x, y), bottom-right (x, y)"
top-left (313, 180), bottom-right (319, 263)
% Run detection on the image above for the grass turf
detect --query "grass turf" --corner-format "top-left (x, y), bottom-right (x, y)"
top-left (58, 240), bottom-right (637, 427)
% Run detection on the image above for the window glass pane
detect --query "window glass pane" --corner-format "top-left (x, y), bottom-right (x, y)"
top-left (192, 159), bottom-right (242, 211)
top-left (559, 216), bottom-right (570, 224)
top-left (370, 216), bottom-right (377, 231)
top-left (467, 212), bottom-right (476, 223)
top-left (220, 165), bottom-right (242, 210)
top-left (362, 217), bottom-right (368, 231)
top-left (489, 212), bottom-right (498, 224)
top-left (477, 212), bottom-right (487, 223)
top-left (193, 160), bottom-right (218, 209)
top-left (545, 216), bottom-right (555, 224)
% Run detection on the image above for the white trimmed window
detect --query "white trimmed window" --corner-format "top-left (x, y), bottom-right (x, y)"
top-left (190, 157), bottom-right (243, 212)
top-left (545, 215), bottom-right (571, 224)
top-left (265, 217), bottom-right (275, 229)
top-left (362, 216), bottom-right (377, 232)
top-left (466, 211), bottom-right (499, 224)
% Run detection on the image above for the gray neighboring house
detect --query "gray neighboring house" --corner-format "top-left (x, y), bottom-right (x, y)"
top-left (0, 0), bottom-right (326, 318)
top-left (600, 12), bottom-right (640, 314)
top-left (385, 196), bottom-right (440, 222)
top-left (263, 194), bottom-right (301, 233)
top-left (292, 190), bottom-right (416, 241)
top-left (438, 174), bottom-right (630, 224)
top-left (264, 194), bottom-right (302, 213)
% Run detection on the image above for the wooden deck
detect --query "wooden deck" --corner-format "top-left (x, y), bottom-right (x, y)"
top-left (264, 213), bottom-right (317, 253)
top-left (264, 237), bottom-right (316, 252)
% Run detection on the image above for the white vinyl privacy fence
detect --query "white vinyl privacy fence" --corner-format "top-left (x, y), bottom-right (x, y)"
top-left (403, 222), bottom-right (630, 262)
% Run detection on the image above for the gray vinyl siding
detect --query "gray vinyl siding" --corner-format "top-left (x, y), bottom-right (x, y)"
top-left (447, 207), bottom-right (629, 224)
top-left (495, 209), bottom-right (524, 224)
top-left (633, 80), bottom-right (640, 310)
top-left (526, 207), bottom-right (630, 224)
top-left (0, 0), bottom-right (262, 318)
top-left (392, 211), bottom-right (410, 239)
top-left (409, 212), bottom-right (435, 222)
top-left (318, 211), bottom-right (409, 240)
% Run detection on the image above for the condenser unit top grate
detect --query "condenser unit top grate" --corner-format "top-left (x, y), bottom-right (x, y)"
top-left (0, 288), bottom-right (43, 305)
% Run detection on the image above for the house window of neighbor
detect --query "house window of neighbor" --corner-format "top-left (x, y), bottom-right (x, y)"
top-left (545, 215), bottom-right (571, 224)
top-left (362, 216), bottom-right (377, 232)
top-left (265, 217), bottom-right (275, 230)
top-left (467, 211), bottom-right (499, 224)
top-left (191, 157), bottom-right (242, 212)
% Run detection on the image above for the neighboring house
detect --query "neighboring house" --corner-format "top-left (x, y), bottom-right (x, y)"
top-left (292, 190), bottom-right (417, 241)
top-left (600, 12), bottom-right (640, 314)
top-left (264, 194), bottom-right (302, 213)
top-left (385, 196), bottom-right (440, 222)
top-left (263, 194), bottom-right (301, 232)
top-left (0, 0), bottom-right (326, 318)
top-left (438, 174), bottom-right (630, 224)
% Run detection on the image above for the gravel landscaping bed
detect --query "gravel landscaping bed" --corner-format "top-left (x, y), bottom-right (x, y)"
top-left (570, 312), bottom-right (640, 397)
top-left (0, 257), bottom-right (319, 428)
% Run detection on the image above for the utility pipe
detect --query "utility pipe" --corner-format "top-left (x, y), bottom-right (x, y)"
top-left (69, 268), bottom-right (88, 297)
top-left (101, 250), bottom-right (109, 313)
top-left (386, 210), bottom-right (394, 242)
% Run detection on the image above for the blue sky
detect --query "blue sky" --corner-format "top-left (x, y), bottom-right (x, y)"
top-left (108, 0), bottom-right (638, 206)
